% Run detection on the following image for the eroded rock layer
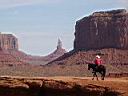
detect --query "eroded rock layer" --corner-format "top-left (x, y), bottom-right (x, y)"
top-left (74, 9), bottom-right (128, 51)
top-left (0, 33), bottom-right (18, 50)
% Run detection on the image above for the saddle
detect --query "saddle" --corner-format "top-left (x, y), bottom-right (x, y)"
top-left (95, 65), bottom-right (105, 71)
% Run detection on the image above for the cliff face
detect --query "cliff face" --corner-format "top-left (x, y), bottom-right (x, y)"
top-left (0, 33), bottom-right (18, 50)
top-left (74, 9), bottom-right (128, 51)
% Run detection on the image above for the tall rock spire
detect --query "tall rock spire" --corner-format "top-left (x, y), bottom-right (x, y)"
top-left (43, 38), bottom-right (66, 64)
top-left (57, 38), bottom-right (62, 49)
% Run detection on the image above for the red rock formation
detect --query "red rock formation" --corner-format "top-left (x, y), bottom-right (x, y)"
top-left (0, 33), bottom-right (25, 65)
top-left (74, 9), bottom-right (128, 51)
top-left (0, 32), bottom-right (18, 50)
top-left (35, 38), bottom-right (67, 64)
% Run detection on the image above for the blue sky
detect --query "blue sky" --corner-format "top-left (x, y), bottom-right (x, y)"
top-left (0, 0), bottom-right (127, 56)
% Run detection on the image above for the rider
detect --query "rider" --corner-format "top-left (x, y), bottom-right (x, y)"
top-left (94, 55), bottom-right (102, 69)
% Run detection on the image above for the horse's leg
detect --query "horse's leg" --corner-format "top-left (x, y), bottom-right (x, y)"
top-left (101, 70), bottom-right (106, 80)
top-left (101, 75), bottom-right (104, 80)
top-left (95, 73), bottom-right (98, 81)
top-left (101, 74), bottom-right (103, 80)
top-left (102, 76), bottom-right (104, 80)
top-left (92, 72), bottom-right (96, 80)
top-left (101, 72), bottom-right (104, 80)
top-left (100, 72), bottom-right (103, 80)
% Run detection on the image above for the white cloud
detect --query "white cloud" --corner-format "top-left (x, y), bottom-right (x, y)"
top-left (0, 0), bottom-right (63, 9)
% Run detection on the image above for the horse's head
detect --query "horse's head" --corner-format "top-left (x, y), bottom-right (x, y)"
top-left (88, 63), bottom-right (95, 70)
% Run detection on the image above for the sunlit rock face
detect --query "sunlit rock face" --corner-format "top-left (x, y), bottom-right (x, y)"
top-left (0, 32), bottom-right (18, 50)
top-left (74, 9), bottom-right (128, 51)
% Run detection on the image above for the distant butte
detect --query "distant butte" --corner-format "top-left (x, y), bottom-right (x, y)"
top-left (74, 9), bottom-right (128, 51)
top-left (0, 32), bottom-right (25, 65)
top-left (0, 32), bottom-right (67, 65)
top-left (0, 32), bottom-right (18, 50)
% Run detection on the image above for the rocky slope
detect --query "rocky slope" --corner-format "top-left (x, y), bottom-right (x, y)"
top-left (0, 76), bottom-right (126, 96)
top-left (47, 49), bottom-right (128, 76)
top-left (74, 9), bottom-right (128, 51)
top-left (0, 50), bottom-right (25, 65)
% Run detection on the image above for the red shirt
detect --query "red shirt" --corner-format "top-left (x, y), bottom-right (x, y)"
top-left (94, 58), bottom-right (102, 65)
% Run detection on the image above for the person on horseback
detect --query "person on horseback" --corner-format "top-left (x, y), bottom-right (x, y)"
top-left (87, 54), bottom-right (106, 80)
top-left (94, 55), bottom-right (102, 70)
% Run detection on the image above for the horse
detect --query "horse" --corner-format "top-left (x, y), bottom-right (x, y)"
top-left (88, 63), bottom-right (106, 80)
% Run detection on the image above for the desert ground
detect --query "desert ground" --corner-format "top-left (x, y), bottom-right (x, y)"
top-left (48, 77), bottom-right (128, 95)
top-left (0, 76), bottom-right (127, 96)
